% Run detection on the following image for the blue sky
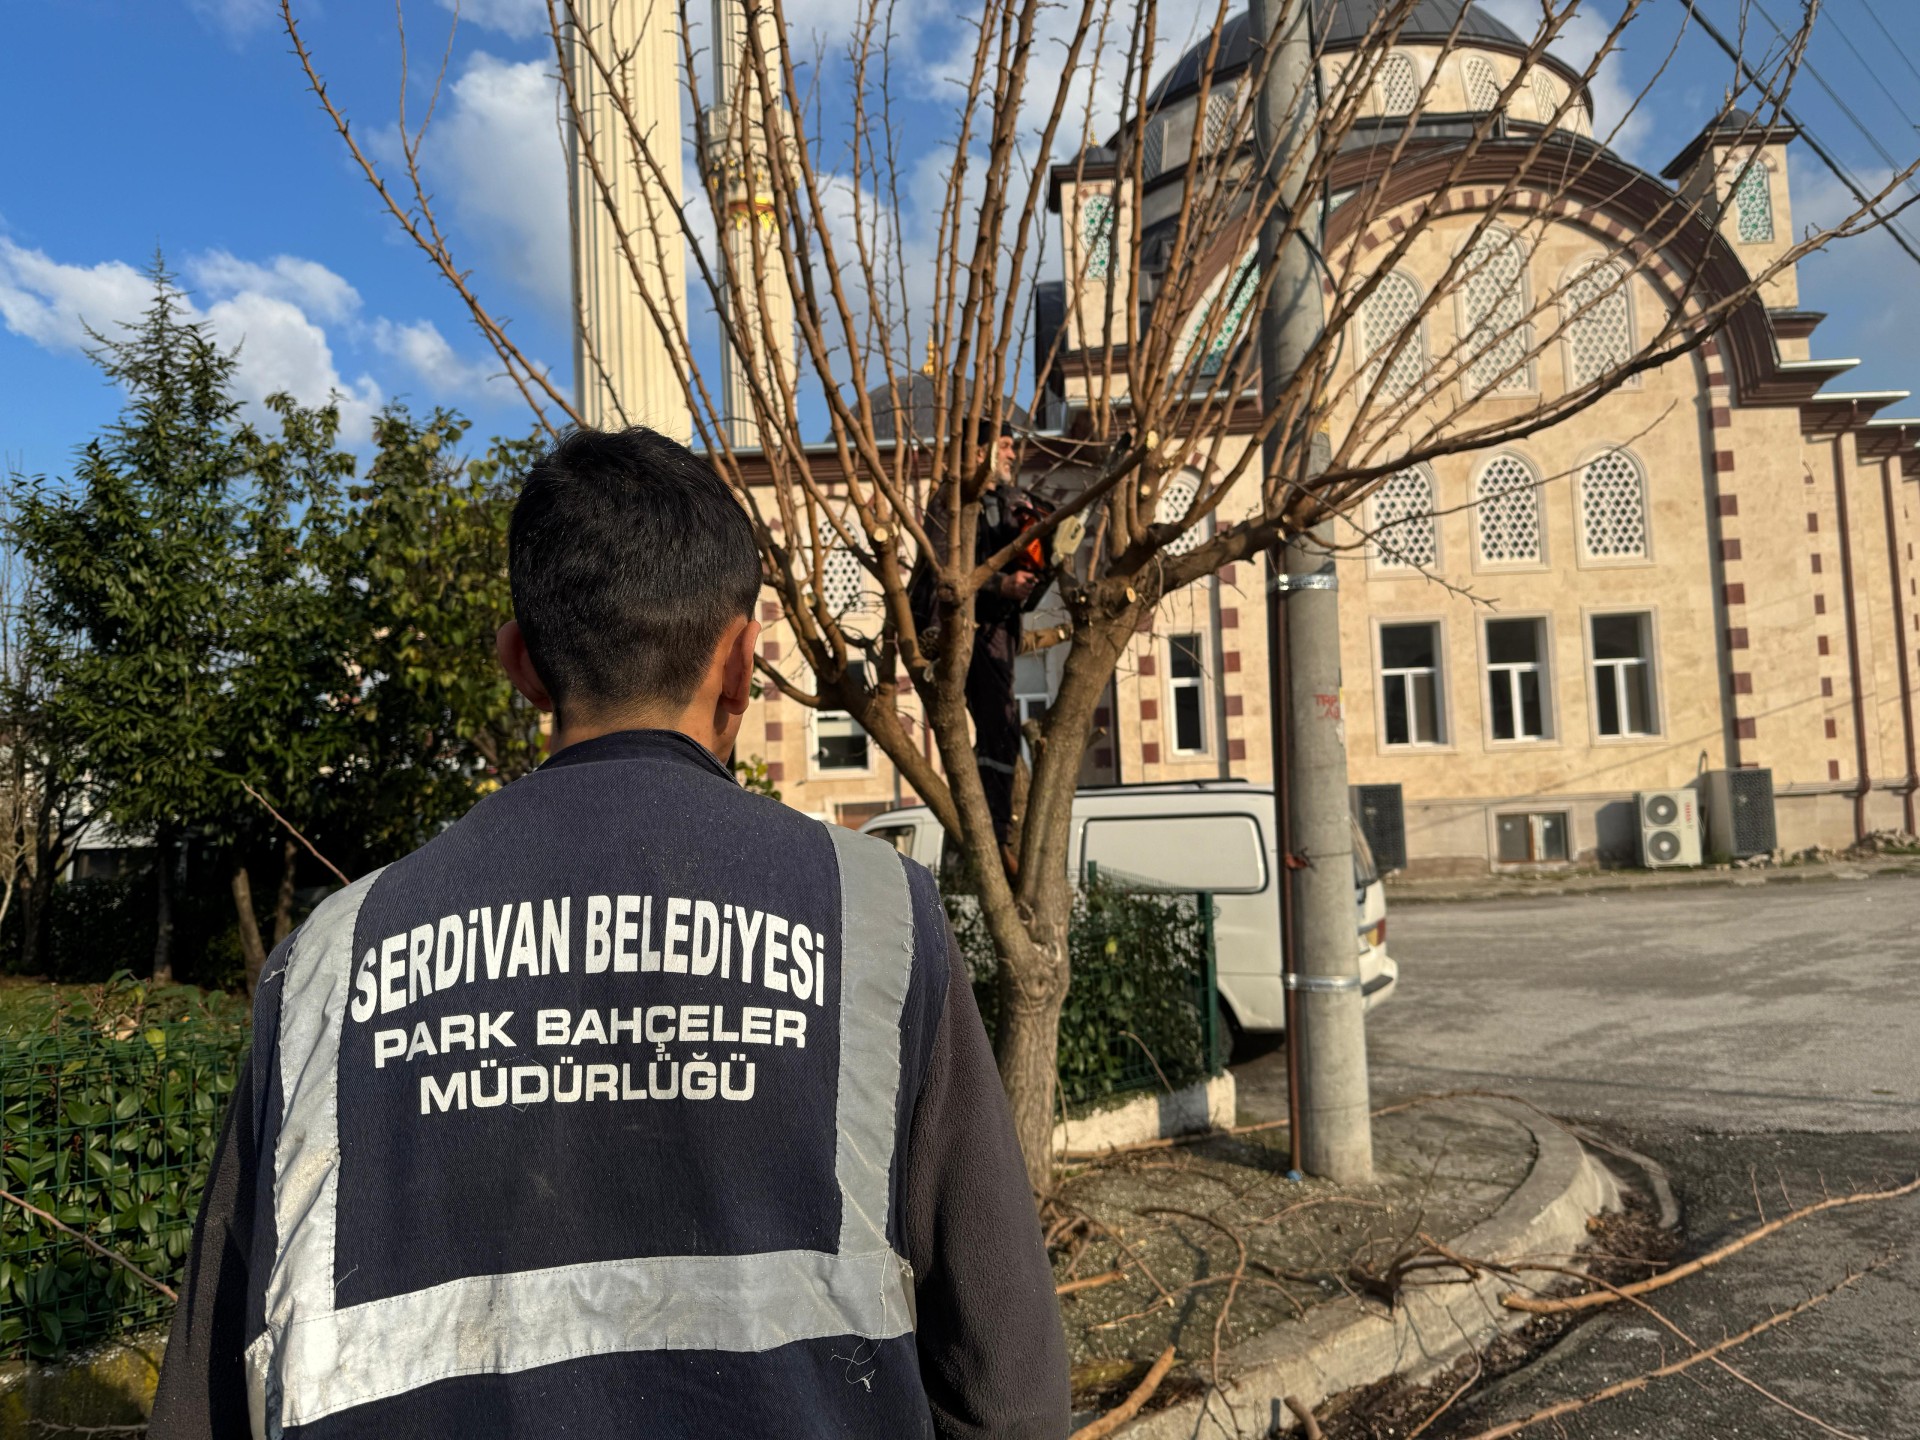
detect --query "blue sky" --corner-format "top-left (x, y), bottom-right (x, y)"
top-left (4, 0), bottom-right (1920, 480)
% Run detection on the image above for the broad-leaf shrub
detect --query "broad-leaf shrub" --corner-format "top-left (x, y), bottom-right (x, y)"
top-left (0, 977), bottom-right (248, 1358)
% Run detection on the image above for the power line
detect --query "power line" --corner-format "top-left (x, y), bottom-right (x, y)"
top-left (1681, 0), bottom-right (1920, 274)
top-left (1821, 1), bottom-right (1920, 136)
top-left (1749, 0), bottom-right (1920, 204)
top-left (1851, 0), bottom-right (1920, 94)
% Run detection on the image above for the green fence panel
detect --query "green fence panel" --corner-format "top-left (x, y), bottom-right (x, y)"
top-left (0, 1022), bottom-right (245, 1359)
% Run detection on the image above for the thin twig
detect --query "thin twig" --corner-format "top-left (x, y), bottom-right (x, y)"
top-left (1283, 1395), bottom-right (1324, 1439)
top-left (241, 782), bottom-right (350, 887)
top-left (1069, 1345), bottom-right (1178, 1440)
top-left (1056, 1267), bottom-right (1128, 1297)
top-left (1457, 1267), bottom-right (1876, 1440)
top-left (1504, 1175), bottom-right (1920, 1315)
top-left (0, 1189), bottom-right (178, 1302)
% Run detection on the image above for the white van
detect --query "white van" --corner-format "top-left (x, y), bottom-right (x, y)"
top-left (860, 779), bottom-right (1398, 1036)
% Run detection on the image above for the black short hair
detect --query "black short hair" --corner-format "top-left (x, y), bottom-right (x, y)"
top-left (509, 426), bottom-right (761, 716)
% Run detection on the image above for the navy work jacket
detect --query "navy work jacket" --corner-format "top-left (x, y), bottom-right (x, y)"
top-left (149, 730), bottom-right (1069, 1439)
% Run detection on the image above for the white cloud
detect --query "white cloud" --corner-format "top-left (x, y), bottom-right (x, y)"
top-left (370, 316), bottom-right (510, 399)
top-left (0, 238), bottom-right (381, 441)
top-left (434, 0), bottom-right (548, 40)
top-left (426, 52), bottom-right (573, 318)
top-left (187, 251), bottom-right (362, 323)
top-left (188, 0), bottom-right (274, 38)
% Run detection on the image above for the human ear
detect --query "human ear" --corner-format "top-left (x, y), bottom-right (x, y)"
top-left (495, 620), bottom-right (554, 712)
top-left (718, 618), bottom-right (762, 717)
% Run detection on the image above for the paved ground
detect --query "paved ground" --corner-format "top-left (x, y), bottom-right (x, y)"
top-left (1236, 874), bottom-right (1920, 1437)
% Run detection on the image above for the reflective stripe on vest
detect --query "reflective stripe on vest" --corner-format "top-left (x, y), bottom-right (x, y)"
top-left (245, 826), bottom-right (917, 1436)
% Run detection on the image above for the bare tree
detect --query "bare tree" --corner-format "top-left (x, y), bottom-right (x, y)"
top-left (281, 0), bottom-right (1919, 1185)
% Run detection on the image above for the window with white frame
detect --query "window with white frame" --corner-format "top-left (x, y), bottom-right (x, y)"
top-left (1378, 51), bottom-right (1419, 115)
top-left (1080, 193), bottom-right (1115, 279)
top-left (1461, 227), bottom-right (1534, 394)
top-left (1380, 622), bottom-right (1445, 746)
top-left (1167, 633), bottom-right (1209, 754)
top-left (1579, 449), bottom-right (1650, 560)
top-left (1015, 654), bottom-right (1050, 763)
top-left (813, 662), bottom-right (873, 771)
top-left (1485, 617), bottom-right (1550, 741)
top-left (1496, 812), bottom-right (1569, 863)
top-left (1372, 467), bottom-right (1439, 571)
top-left (1590, 612), bottom-right (1659, 737)
top-left (1733, 161), bottom-right (1774, 243)
top-left (1464, 55), bottom-right (1502, 111)
top-left (1564, 258), bottom-right (1634, 389)
top-left (1362, 270), bottom-right (1427, 401)
top-left (1475, 452), bottom-right (1542, 565)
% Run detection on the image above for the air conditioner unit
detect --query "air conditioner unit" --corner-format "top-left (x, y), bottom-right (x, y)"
top-left (1637, 789), bottom-right (1702, 868)
top-left (1705, 768), bottom-right (1777, 859)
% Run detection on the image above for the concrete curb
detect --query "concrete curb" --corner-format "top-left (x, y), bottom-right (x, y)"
top-left (1054, 1074), bottom-right (1237, 1157)
top-left (1386, 858), bottom-right (1920, 907)
top-left (1115, 1099), bottom-right (1621, 1438)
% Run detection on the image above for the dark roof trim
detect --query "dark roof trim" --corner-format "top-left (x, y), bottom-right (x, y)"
top-left (1660, 112), bottom-right (1801, 181)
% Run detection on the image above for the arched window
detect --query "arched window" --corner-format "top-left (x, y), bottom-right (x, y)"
top-left (1530, 71), bottom-right (1558, 123)
top-left (1142, 115), bottom-right (1167, 179)
top-left (1734, 161), bottom-right (1774, 243)
top-left (1372, 467), bottom-right (1439, 571)
top-left (1156, 470), bottom-right (1207, 556)
top-left (1362, 270), bottom-right (1427, 401)
top-left (1378, 51), bottom-right (1419, 116)
top-left (1081, 194), bottom-right (1115, 280)
top-left (1475, 452), bottom-right (1542, 566)
top-left (1461, 226), bottom-right (1533, 395)
top-left (818, 542), bottom-right (867, 616)
top-left (1184, 255), bottom-right (1258, 378)
top-left (1464, 55), bottom-right (1502, 111)
top-left (1564, 257), bottom-right (1634, 388)
top-left (1579, 449), bottom-right (1650, 561)
top-left (1203, 81), bottom-right (1242, 151)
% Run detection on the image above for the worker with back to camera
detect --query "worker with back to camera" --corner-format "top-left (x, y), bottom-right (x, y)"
top-left (148, 425), bottom-right (1071, 1439)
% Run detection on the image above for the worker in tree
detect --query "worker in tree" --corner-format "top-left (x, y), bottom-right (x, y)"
top-left (149, 426), bottom-right (1070, 1440)
top-left (914, 422), bottom-right (1073, 875)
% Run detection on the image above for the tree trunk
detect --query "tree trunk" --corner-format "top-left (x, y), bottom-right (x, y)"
top-left (272, 838), bottom-right (298, 946)
top-left (232, 861), bottom-right (268, 996)
top-left (993, 950), bottom-right (1071, 1192)
top-left (152, 828), bottom-right (177, 986)
top-left (18, 863), bottom-right (51, 977)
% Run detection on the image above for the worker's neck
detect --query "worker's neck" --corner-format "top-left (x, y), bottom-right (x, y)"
top-left (548, 703), bottom-right (726, 763)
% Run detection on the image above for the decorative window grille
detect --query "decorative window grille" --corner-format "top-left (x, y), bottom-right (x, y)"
top-left (1565, 257), bottom-right (1634, 388)
top-left (1378, 52), bottom-right (1419, 115)
top-left (1475, 453), bottom-right (1542, 565)
top-left (1185, 256), bottom-right (1258, 379)
top-left (1734, 161), bottom-right (1774, 243)
top-left (1142, 116), bottom-right (1166, 179)
top-left (1081, 194), bottom-right (1115, 280)
top-left (1203, 81), bottom-right (1242, 151)
top-left (1579, 449), bottom-right (1650, 560)
top-left (1461, 227), bottom-right (1533, 395)
top-left (1465, 55), bottom-right (1502, 111)
top-left (1531, 71), bottom-right (1558, 123)
top-left (819, 542), bottom-right (867, 616)
top-left (1372, 467), bottom-right (1438, 571)
top-left (1362, 270), bottom-right (1426, 401)
top-left (1156, 472), bottom-right (1206, 556)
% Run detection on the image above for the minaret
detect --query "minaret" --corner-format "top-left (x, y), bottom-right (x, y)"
top-left (567, 0), bottom-right (689, 439)
top-left (706, 0), bottom-right (796, 450)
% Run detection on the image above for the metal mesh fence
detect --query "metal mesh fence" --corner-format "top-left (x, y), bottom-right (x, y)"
top-left (0, 1023), bottom-right (244, 1358)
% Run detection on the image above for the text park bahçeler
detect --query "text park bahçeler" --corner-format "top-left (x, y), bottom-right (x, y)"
top-left (350, 894), bottom-right (824, 1114)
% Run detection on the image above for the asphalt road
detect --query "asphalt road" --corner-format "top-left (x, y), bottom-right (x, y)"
top-left (1236, 873), bottom-right (1920, 1438)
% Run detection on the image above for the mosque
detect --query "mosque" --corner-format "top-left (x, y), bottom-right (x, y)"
top-left (571, 0), bottom-right (1920, 873)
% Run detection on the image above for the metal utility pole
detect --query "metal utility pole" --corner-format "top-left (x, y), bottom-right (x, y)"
top-left (1252, 0), bottom-right (1372, 1183)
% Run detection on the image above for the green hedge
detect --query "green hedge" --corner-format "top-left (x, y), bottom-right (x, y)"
top-left (0, 978), bottom-right (249, 1358)
top-left (947, 876), bottom-right (1222, 1110)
